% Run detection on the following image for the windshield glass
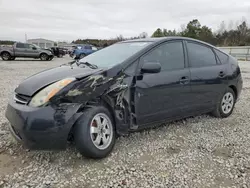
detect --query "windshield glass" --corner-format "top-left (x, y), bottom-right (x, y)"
top-left (79, 42), bottom-right (152, 68)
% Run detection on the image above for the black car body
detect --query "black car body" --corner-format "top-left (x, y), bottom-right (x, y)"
top-left (50, 47), bottom-right (66, 58)
top-left (5, 37), bottom-right (243, 158)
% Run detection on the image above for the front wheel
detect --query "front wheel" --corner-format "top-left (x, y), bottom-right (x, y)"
top-left (211, 88), bottom-right (236, 118)
top-left (74, 106), bottom-right (116, 159)
top-left (79, 53), bottom-right (85, 59)
top-left (40, 53), bottom-right (49, 61)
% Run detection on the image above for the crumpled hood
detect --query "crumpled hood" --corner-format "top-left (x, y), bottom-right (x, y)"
top-left (15, 65), bottom-right (103, 96)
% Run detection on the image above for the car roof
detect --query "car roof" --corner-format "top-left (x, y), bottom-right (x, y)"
top-left (120, 36), bottom-right (215, 48)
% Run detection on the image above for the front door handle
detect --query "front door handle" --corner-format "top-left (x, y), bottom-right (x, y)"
top-left (180, 76), bottom-right (189, 84)
top-left (218, 71), bottom-right (225, 78)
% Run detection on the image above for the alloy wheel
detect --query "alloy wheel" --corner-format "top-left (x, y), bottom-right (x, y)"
top-left (221, 92), bottom-right (234, 114)
top-left (41, 54), bottom-right (47, 61)
top-left (2, 53), bottom-right (10, 60)
top-left (90, 113), bottom-right (113, 150)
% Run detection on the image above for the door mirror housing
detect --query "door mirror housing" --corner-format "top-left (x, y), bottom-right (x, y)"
top-left (32, 47), bottom-right (37, 50)
top-left (141, 62), bottom-right (161, 74)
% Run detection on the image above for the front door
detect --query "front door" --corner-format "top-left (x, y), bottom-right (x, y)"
top-left (24, 44), bottom-right (39, 58)
top-left (185, 41), bottom-right (228, 112)
top-left (134, 40), bottom-right (193, 126)
top-left (84, 45), bottom-right (93, 55)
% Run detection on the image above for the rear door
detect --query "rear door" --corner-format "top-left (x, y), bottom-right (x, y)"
top-left (134, 40), bottom-right (193, 126)
top-left (15, 43), bottom-right (26, 57)
top-left (185, 41), bottom-right (228, 112)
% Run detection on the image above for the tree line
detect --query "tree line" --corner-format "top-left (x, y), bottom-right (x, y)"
top-left (72, 32), bottom-right (148, 47)
top-left (151, 19), bottom-right (250, 46)
top-left (0, 40), bottom-right (15, 45)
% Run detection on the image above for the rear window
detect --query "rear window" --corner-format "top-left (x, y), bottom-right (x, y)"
top-left (187, 42), bottom-right (217, 67)
top-left (214, 49), bottom-right (229, 64)
top-left (16, 43), bottom-right (25, 48)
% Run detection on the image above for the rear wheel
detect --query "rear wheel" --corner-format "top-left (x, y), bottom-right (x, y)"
top-left (211, 88), bottom-right (236, 118)
top-left (74, 106), bottom-right (116, 159)
top-left (40, 53), bottom-right (48, 61)
top-left (1, 52), bottom-right (11, 61)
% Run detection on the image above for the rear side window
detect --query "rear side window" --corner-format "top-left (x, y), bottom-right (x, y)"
top-left (141, 41), bottom-right (185, 71)
top-left (16, 43), bottom-right (25, 48)
top-left (214, 49), bottom-right (229, 64)
top-left (187, 42), bottom-right (217, 67)
top-left (85, 46), bottom-right (92, 49)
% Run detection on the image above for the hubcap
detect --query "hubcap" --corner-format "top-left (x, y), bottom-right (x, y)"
top-left (41, 55), bottom-right (47, 60)
top-left (3, 53), bottom-right (9, 60)
top-left (90, 113), bottom-right (113, 150)
top-left (221, 92), bottom-right (234, 114)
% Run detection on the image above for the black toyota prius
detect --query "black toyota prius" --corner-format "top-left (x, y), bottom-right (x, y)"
top-left (5, 37), bottom-right (243, 159)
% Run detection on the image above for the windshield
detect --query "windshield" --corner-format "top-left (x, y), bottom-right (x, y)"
top-left (79, 42), bottom-right (152, 68)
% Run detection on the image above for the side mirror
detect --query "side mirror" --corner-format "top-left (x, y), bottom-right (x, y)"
top-left (32, 47), bottom-right (37, 50)
top-left (141, 62), bottom-right (161, 74)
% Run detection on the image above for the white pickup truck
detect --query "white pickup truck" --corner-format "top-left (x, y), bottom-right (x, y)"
top-left (0, 42), bottom-right (54, 61)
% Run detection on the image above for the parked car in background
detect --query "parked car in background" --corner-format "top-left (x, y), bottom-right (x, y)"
top-left (71, 44), bottom-right (98, 59)
top-left (0, 42), bottom-right (54, 61)
top-left (50, 47), bottom-right (66, 58)
top-left (5, 37), bottom-right (242, 159)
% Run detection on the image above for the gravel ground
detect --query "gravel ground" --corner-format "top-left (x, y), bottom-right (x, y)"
top-left (0, 57), bottom-right (250, 188)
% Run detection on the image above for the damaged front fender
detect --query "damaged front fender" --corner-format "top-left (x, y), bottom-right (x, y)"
top-left (50, 70), bottom-right (132, 135)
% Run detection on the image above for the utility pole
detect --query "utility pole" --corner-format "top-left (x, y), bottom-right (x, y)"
top-left (25, 33), bottom-right (27, 42)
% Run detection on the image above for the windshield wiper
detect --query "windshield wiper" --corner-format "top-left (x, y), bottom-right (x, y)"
top-left (77, 61), bottom-right (98, 69)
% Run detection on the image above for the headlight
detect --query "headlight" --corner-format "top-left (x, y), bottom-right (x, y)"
top-left (29, 78), bottom-right (76, 107)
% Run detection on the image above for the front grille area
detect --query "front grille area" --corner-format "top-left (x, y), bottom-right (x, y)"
top-left (14, 93), bottom-right (31, 105)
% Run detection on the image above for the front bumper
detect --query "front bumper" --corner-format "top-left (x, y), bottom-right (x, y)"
top-left (5, 99), bottom-right (82, 150)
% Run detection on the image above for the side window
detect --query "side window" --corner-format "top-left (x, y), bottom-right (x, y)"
top-left (214, 49), bottom-right (229, 64)
top-left (24, 44), bottom-right (34, 49)
top-left (187, 42), bottom-right (217, 67)
top-left (16, 43), bottom-right (25, 48)
top-left (85, 46), bottom-right (92, 50)
top-left (141, 41), bottom-right (185, 71)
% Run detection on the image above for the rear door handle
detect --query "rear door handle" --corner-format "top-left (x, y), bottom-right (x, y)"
top-left (180, 76), bottom-right (189, 84)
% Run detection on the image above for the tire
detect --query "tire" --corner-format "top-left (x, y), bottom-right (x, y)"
top-left (1, 52), bottom-right (11, 61)
top-left (211, 88), bottom-right (236, 118)
top-left (40, 53), bottom-right (49, 61)
top-left (74, 106), bottom-right (116, 159)
top-left (79, 53), bottom-right (85, 59)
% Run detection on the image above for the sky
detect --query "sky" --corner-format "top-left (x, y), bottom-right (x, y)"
top-left (0, 0), bottom-right (250, 42)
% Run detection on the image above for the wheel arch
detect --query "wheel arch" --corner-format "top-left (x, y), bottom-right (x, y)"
top-left (66, 97), bottom-right (117, 142)
top-left (1, 51), bottom-right (11, 56)
top-left (229, 85), bottom-right (238, 99)
top-left (39, 52), bottom-right (48, 57)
